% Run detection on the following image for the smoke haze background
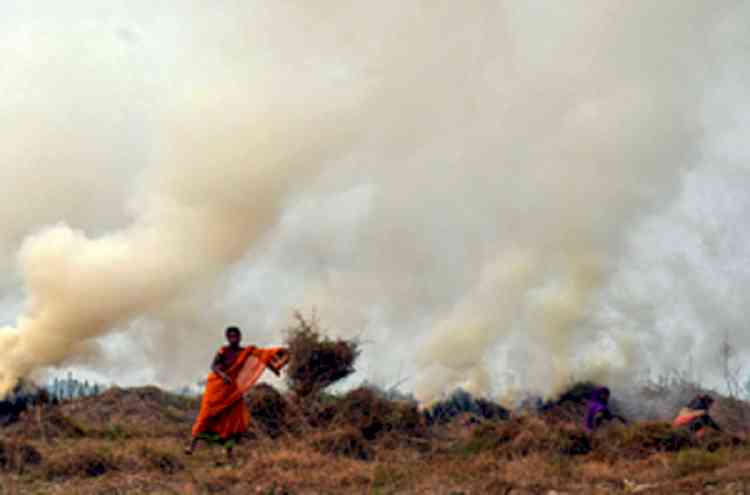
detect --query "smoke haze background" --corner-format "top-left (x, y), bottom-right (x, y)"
top-left (0, 1), bottom-right (749, 399)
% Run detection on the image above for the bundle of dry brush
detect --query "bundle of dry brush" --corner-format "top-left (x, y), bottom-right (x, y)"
top-left (283, 311), bottom-right (360, 399)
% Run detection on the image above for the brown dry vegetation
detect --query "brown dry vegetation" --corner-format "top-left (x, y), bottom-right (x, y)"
top-left (2, 395), bottom-right (750, 495)
top-left (2, 318), bottom-right (750, 494)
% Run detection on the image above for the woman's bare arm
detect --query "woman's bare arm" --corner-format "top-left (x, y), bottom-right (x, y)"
top-left (211, 351), bottom-right (232, 384)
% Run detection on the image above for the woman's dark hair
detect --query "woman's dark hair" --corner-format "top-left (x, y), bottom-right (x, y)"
top-left (687, 394), bottom-right (714, 411)
top-left (225, 326), bottom-right (242, 337)
top-left (591, 386), bottom-right (610, 403)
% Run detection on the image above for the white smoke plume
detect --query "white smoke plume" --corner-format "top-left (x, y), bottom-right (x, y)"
top-left (1, 1), bottom-right (748, 398)
top-left (0, 1), bottom-right (368, 392)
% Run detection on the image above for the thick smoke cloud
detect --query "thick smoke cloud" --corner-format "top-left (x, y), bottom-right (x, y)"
top-left (1, 1), bottom-right (748, 398)
top-left (0, 0), bottom-right (368, 392)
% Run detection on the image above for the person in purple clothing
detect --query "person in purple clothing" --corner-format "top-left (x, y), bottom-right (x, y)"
top-left (584, 386), bottom-right (627, 432)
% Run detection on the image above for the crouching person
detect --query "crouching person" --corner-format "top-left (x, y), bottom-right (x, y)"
top-left (673, 394), bottom-right (721, 438)
top-left (584, 387), bottom-right (627, 432)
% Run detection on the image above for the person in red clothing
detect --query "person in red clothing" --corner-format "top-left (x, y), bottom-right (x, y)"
top-left (186, 326), bottom-right (288, 461)
top-left (673, 394), bottom-right (721, 438)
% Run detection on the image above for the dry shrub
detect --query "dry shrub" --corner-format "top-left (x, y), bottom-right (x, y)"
top-left (693, 428), bottom-right (744, 454)
top-left (139, 445), bottom-right (184, 474)
top-left (470, 416), bottom-right (734, 463)
top-left (424, 388), bottom-right (509, 425)
top-left (0, 439), bottom-right (42, 472)
top-left (245, 383), bottom-right (290, 438)
top-left (593, 422), bottom-right (694, 460)
top-left (513, 420), bottom-right (590, 457)
top-left (21, 444), bottom-right (42, 466)
top-left (508, 429), bottom-right (545, 458)
top-left (455, 431), bottom-right (506, 457)
top-left (554, 425), bottom-right (592, 456)
top-left (311, 427), bottom-right (373, 461)
top-left (501, 453), bottom-right (564, 488)
top-left (45, 409), bottom-right (87, 437)
top-left (552, 382), bottom-right (599, 405)
top-left (476, 398), bottom-right (511, 421)
top-left (579, 460), bottom-right (619, 483)
top-left (332, 387), bottom-right (425, 440)
top-left (672, 448), bottom-right (729, 477)
top-left (5, 407), bottom-right (86, 439)
top-left (90, 423), bottom-right (134, 443)
top-left (371, 463), bottom-right (410, 492)
top-left (0, 379), bottom-right (49, 426)
top-left (297, 394), bottom-right (339, 429)
top-left (51, 386), bottom-right (197, 438)
top-left (713, 395), bottom-right (750, 434)
top-left (469, 417), bottom-right (545, 456)
top-left (482, 479), bottom-right (515, 494)
top-left (458, 416), bottom-right (589, 458)
top-left (44, 445), bottom-right (119, 479)
top-left (540, 382), bottom-right (599, 425)
top-left (284, 312), bottom-right (360, 398)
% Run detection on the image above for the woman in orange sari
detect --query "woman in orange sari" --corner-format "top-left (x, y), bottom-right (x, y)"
top-left (186, 326), bottom-right (288, 461)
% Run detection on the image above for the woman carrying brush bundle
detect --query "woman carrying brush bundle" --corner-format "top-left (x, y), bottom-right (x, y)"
top-left (186, 326), bottom-right (289, 462)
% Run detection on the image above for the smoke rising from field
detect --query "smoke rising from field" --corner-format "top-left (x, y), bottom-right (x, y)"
top-left (1, 1), bottom-right (748, 398)
top-left (0, 1), bottom-right (367, 392)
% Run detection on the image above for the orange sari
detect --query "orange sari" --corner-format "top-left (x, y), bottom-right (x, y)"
top-left (192, 346), bottom-right (288, 439)
top-left (673, 407), bottom-right (707, 428)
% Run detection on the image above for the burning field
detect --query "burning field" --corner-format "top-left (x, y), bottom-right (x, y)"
top-left (2, 318), bottom-right (750, 494)
top-left (2, 1), bottom-right (750, 493)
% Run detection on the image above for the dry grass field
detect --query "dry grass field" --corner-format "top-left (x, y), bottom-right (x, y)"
top-left (2, 320), bottom-right (749, 494)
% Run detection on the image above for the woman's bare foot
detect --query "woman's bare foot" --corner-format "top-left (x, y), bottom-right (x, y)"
top-left (184, 438), bottom-right (199, 455)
